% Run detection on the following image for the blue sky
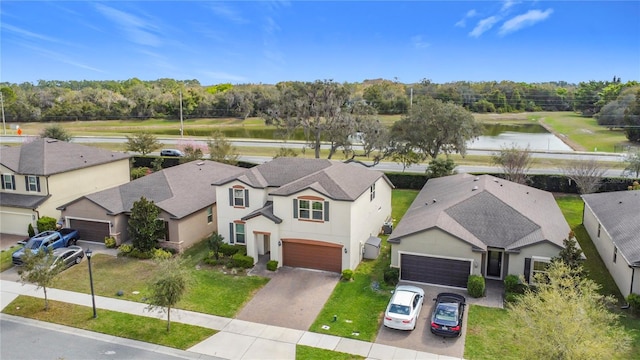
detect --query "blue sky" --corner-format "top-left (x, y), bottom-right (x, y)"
top-left (1, 1), bottom-right (639, 85)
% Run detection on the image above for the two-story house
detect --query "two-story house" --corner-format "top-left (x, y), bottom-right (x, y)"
top-left (213, 157), bottom-right (393, 273)
top-left (0, 138), bottom-right (130, 236)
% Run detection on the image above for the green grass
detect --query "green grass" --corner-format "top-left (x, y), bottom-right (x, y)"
top-left (3, 295), bottom-right (216, 350)
top-left (464, 305), bottom-right (519, 360)
top-left (309, 189), bottom-right (419, 341)
top-left (296, 345), bottom-right (364, 360)
top-left (1, 245), bottom-right (22, 272)
top-left (50, 243), bottom-right (269, 318)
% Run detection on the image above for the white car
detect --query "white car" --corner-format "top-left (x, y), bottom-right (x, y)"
top-left (383, 285), bottom-right (425, 330)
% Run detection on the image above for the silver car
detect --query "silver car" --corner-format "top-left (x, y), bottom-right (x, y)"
top-left (51, 246), bottom-right (85, 270)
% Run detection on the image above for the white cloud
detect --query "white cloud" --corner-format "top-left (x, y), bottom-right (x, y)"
top-left (455, 9), bottom-right (478, 27)
top-left (467, 9), bottom-right (478, 17)
top-left (499, 8), bottom-right (554, 36)
top-left (209, 3), bottom-right (248, 24)
top-left (2, 23), bottom-right (61, 43)
top-left (21, 44), bottom-right (104, 73)
top-left (501, 0), bottom-right (518, 12)
top-left (469, 16), bottom-right (500, 38)
top-left (411, 35), bottom-right (430, 49)
top-left (94, 3), bottom-right (162, 47)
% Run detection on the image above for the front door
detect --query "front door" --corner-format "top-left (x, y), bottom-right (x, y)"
top-left (486, 250), bottom-right (503, 279)
top-left (263, 235), bottom-right (270, 254)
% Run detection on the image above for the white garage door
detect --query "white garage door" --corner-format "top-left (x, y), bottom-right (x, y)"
top-left (0, 211), bottom-right (33, 235)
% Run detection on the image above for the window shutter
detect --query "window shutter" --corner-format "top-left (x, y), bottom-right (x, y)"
top-left (524, 258), bottom-right (531, 283)
top-left (229, 188), bottom-right (233, 206)
top-left (11, 175), bottom-right (15, 190)
top-left (229, 223), bottom-right (234, 244)
top-left (244, 189), bottom-right (250, 207)
top-left (1, 176), bottom-right (4, 190)
top-left (24, 177), bottom-right (28, 191)
top-left (36, 177), bottom-right (41, 192)
top-left (293, 199), bottom-right (298, 218)
top-left (324, 201), bottom-right (330, 221)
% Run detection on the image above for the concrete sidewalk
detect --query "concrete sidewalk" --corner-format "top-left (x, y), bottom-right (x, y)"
top-left (0, 279), bottom-right (461, 360)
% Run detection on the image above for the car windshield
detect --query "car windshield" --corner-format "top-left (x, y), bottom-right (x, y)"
top-left (434, 303), bottom-right (458, 325)
top-left (26, 239), bottom-right (43, 250)
top-left (389, 304), bottom-right (411, 315)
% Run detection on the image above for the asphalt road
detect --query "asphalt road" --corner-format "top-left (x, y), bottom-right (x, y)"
top-left (0, 315), bottom-right (223, 360)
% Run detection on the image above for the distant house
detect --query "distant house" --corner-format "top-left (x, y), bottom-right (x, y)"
top-left (388, 174), bottom-right (571, 289)
top-left (582, 190), bottom-right (640, 298)
top-left (213, 157), bottom-right (393, 273)
top-left (59, 160), bottom-right (244, 252)
top-left (0, 138), bottom-right (130, 236)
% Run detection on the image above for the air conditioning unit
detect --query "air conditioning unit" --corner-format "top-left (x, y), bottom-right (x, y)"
top-left (382, 221), bottom-right (393, 235)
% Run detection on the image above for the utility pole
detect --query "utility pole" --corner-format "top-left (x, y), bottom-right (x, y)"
top-left (1, 91), bottom-right (6, 135)
top-left (179, 91), bottom-right (183, 138)
top-left (410, 88), bottom-right (413, 109)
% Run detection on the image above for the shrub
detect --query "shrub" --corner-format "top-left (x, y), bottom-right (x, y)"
top-left (204, 258), bottom-right (223, 266)
top-left (627, 293), bottom-right (640, 315)
top-left (504, 292), bottom-right (521, 304)
top-left (36, 216), bottom-right (57, 232)
top-left (383, 267), bottom-right (399, 286)
top-left (152, 248), bottom-right (173, 260)
top-left (266, 260), bottom-right (278, 271)
top-left (341, 269), bottom-right (354, 281)
top-left (231, 253), bottom-right (254, 269)
top-left (118, 244), bottom-right (133, 254)
top-left (27, 223), bottom-right (35, 237)
top-left (104, 236), bottom-right (117, 248)
top-left (219, 243), bottom-right (240, 257)
top-left (504, 274), bottom-right (521, 293)
top-left (128, 248), bottom-right (153, 259)
top-left (467, 275), bottom-right (485, 298)
top-left (130, 167), bottom-right (151, 180)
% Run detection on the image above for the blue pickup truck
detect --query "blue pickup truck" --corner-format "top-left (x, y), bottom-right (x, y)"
top-left (12, 228), bottom-right (80, 266)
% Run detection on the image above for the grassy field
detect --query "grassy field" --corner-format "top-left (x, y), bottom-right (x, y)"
top-left (0, 245), bottom-right (22, 272)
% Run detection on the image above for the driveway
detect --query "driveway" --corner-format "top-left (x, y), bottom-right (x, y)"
top-left (375, 281), bottom-right (503, 358)
top-left (236, 267), bottom-right (339, 330)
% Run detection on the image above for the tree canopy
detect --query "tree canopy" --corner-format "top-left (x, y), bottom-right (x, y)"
top-left (128, 196), bottom-right (164, 252)
top-left (126, 132), bottom-right (161, 156)
top-left (19, 248), bottom-right (65, 311)
top-left (146, 257), bottom-right (191, 332)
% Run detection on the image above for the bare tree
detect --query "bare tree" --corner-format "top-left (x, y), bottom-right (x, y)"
top-left (492, 144), bottom-right (532, 184)
top-left (623, 150), bottom-right (640, 178)
top-left (562, 159), bottom-right (607, 194)
top-left (207, 131), bottom-right (239, 165)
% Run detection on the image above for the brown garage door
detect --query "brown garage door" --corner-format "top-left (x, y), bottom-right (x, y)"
top-left (69, 219), bottom-right (110, 243)
top-left (282, 239), bottom-right (342, 273)
top-left (400, 254), bottom-right (471, 288)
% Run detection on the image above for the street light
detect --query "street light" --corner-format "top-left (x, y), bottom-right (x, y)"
top-left (85, 248), bottom-right (97, 318)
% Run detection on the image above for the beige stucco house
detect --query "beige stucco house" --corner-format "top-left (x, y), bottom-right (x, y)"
top-left (213, 157), bottom-right (393, 273)
top-left (0, 138), bottom-right (130, 236)
top-left (59, 160), bottom-right (244, 252)
top-left (582, 190), bottom-right (640, 298)
top-left (388, 174), bottom-right (571, 289)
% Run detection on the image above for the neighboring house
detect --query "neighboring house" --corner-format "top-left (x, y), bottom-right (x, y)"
top-left (0, 138), bottom-right (130, 236)
top-left (582, 190), bottom-right (640, 298)
top-left (213, 157), bottom-right (393, 273)
top-left (388, 174), bottom-right (571, 289)
top-left (59, 160), bottom-right (244, 252)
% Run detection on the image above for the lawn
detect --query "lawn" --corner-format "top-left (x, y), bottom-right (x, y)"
top-left (296, 345), bottom-right (364, 360)
top-left (3, 295), bottom-right (216, 350)
top-left (308, 189), bottom-right (419, 342)
top-left (1, 244), bottom-right (22, 272)
top-left (50, 241), bottom-right (269, 318)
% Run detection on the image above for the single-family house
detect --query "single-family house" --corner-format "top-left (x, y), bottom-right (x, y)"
top-left (388, 174), bottom-right (571, 289)
top-left (213, 157), bottom-right (393, 273)
top-left (582, 190), bottom-right (640, 298)
top-left (59, 160), bottom-right (244, 252)
top-left (0, 138), bottom-right (130, 236)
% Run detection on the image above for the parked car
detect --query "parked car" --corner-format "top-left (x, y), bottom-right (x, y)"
top-left (160, 149), bottom-right (184, 157)
top-left (12, 229), bottom-right (80, 266)
top-left (383, 285), bottom-right (425, 330)
top-left (430, 292), bottom-right (466, 337)
top-left (50, 246), bottom-right (85, 270)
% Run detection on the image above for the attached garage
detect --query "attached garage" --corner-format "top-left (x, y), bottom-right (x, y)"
top-left (282, 239), bottom-right (342, 273)
top-left (68, 219), bottom-right (110, 242)
top-left (400, 253), bottom-right (472, 288)
top-left (0, 210), bottom-right (33, 235)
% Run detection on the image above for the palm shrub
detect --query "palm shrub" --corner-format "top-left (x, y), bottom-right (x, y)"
top-left (627, 293), bottom-right (640, 315)
top-left (27, 223), bottom-right (35, 237)
top-left (383, 267), bottom-right (399, 286)
top-left (467, 275), bottom-right (485, 298)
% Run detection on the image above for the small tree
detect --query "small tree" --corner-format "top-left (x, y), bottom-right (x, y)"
top-left (552, 231), bottom-right (584, 273)
top-left (562, 159), bottom-right (607, 194)
top-left (623, 151), bottom-right (640, 178)
top-left (426, 157), bottom-right (456, 178)
top-left (207, 131), bottom-right (239, 165)
top-left (128, 197), bottom-right (164, 252)
top-left (274, 147), bottom-right (298, 158)
top-left (503, 262), bottom-right (631, 359)
top-left (125, 132), bottom-right (161, 156)
top-left (492, 144), bottom-right (532, 184)
top-left (146, 257), bottom-right (191, 331)
top-left (207, 232), bottom-right (225, 260)
top-left (19, 248), bottom-right (65, 311)
top-left (40, 124), bottom-right (72, 142)
top-left (391, 143), bottom-right (421, 172)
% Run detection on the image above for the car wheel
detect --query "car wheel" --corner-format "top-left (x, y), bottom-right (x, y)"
top-left (75, 256), bottom-right (82, 264)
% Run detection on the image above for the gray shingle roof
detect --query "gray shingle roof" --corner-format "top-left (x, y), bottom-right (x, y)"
top-left (389, 174), bottom-right (569, 251)
top-left (214, 157), bottom-right (391, 201)
top-left (241, 201), bottom-right (282, 224)
top-left (0, 138), bottom-right (130, 175)
top-left (582, 190), bottom-right (640, 265)
top-left (0, 192), bottom-right (49, 209)
top-left (64, 160), bottom-right (244, 219)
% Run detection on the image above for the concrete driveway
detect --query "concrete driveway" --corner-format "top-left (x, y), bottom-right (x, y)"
top-left (375, 281), bottom-right (503, 358)
top-left (236, 267), bottom-right (339, 330)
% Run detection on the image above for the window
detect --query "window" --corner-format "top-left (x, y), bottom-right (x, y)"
top-left (597, 223), bottom-right (601, 238)
top-left (294, 198), bottom-right (329, 221)
top-left (370, 183), bottom-right (376, 201)
top-left (530, 257), bottom-right (551, 284)
top-left (229, 187), bottom-right (249, 208)
top-left (156, 219), bottom-right (169, 241)
top-left (1, 174), bottom-right (15, 190)
top-left (235, 223), bottom-right (245, 244)
top-left (207, 207), bottom-right (213, 224)
top-left (613, 246), bottom-right (618, 263)
top-left (26, 176), bottom-right (40, 192)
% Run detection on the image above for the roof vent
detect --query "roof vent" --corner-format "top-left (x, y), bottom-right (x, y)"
top-left (494, 179), bottom-right (499, 183)
top-left (196, 161), bottom-right (205, 166)
top-left (46, 139), bottom-right (58, 143)
top-left (432, 199), bottom-right (437, 203)
top-left (474, 177), bottom-right (480, 181)
top-left (472, 186), bottom-right (478, 191)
